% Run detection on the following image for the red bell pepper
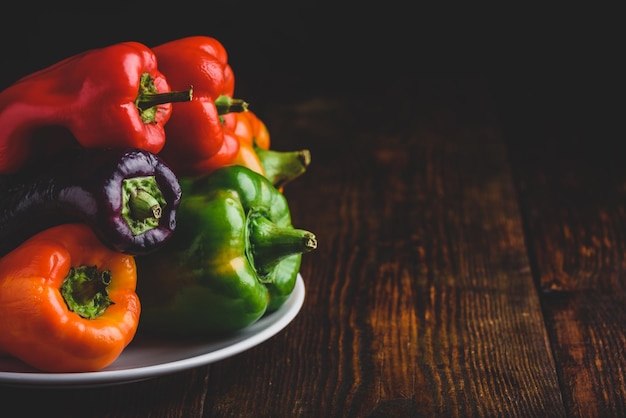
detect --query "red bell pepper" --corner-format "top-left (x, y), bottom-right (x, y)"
top-left (0, 41), bottom-right (192, 174)
top-left (152, 36), bottom-right (247, 177)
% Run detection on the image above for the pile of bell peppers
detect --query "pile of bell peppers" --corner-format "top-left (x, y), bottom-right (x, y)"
top-left (0, 36), bottom-right (317, 372)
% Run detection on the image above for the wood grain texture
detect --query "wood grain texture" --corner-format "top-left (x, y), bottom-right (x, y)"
top-left (497, 78), bottom-right (626, 418)
top-left (1, 78), bottom-right (621, 417)
top-left (206, 79), bottom-right (566, 417)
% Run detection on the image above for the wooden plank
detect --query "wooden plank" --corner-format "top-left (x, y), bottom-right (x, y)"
top-left (201, 79), bottom-right (566, 416)
top-left (497, 78), bottom-right (626, 417)
top-left (0, 367), bottom-right (210, 416)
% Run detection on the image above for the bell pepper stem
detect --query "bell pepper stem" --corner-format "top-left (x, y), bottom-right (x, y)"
top-left (255, 147), bottom-right (311, 189)
top-left (136, 88), bottom-right (193, 111)
top-left (214, 95), bottom-right (249, 115)
top-left (135, 72), bottom-right (193, 123)
top-left (247, 211), bottom-right (317, 277)
top-left (130, 189), bottom-right (162, 220)
top-left (60, 265), bottom-right (113, 319)
top-left (122, 176), bottom-right (167, 236)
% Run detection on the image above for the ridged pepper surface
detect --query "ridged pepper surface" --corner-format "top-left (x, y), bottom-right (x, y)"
top-left (135, 165), bottom-right (317, 337)
top-left (152, 36), bottom-right (247, 177)
top-left (0, 223), bottom-right (140, 372)
top-left (0, 41), bottom-right (191, 174)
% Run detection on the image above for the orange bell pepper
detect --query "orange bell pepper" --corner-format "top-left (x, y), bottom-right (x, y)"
top-left (229, 110), bottom-right (266, 175)
top-left (0, 223), bottom-right (140, 372)
top-left (230, 110), bottom-right (311, 190)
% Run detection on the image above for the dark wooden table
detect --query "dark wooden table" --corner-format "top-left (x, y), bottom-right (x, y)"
top-left (1, 75), bottom-right (623, 417)
top-left (1, 10), bottom-right (624, 418)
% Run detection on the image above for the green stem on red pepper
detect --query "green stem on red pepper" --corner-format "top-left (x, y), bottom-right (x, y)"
top-left (214, 94), bottom-right (249, 115)
top-left (0, 41), bottom-right (192, 174)
top-left (135, 73), bottom-right (193, 122)
top-left (152, 37), bottom-right (246, 177)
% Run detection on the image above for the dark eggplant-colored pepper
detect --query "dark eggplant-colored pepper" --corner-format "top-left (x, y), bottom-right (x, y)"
top-left (0, 147), bottom-right (181, 257)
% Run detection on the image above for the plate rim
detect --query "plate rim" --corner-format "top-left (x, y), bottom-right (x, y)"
top-left (0, 274), bottom-right (305, 388)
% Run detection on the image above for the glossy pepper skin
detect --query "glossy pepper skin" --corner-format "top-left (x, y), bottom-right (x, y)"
top-left (0, 147), bottom-right (181, 257)
top-left (0, 41), bottom-right (192, 174)
top-left (231, 110), bottom-right (311, 190)
top-left (135, 165), bottom-right (317, 337)
top-left (152, 36), bottom-right (247, 177)
top-left (0, 223), bottom-right (140, 372)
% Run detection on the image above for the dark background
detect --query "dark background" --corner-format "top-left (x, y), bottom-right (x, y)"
top-left (0, 6), bottom-right (621, 152)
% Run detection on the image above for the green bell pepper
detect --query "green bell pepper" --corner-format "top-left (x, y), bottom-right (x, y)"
top-left (135, 165), bottom-right (317, 337)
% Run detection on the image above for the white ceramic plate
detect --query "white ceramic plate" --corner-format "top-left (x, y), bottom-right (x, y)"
top-left (0, 274), bottom-right (305, 388)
